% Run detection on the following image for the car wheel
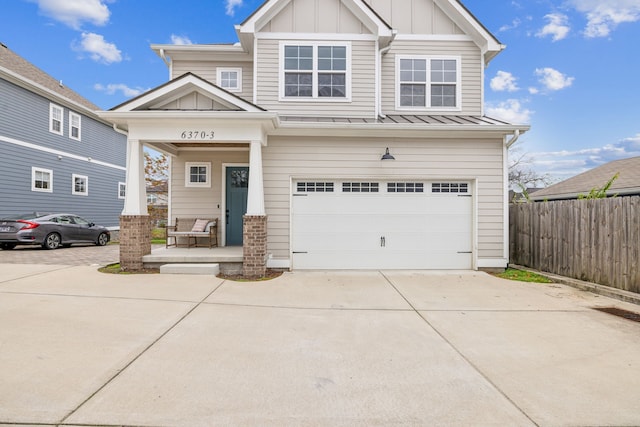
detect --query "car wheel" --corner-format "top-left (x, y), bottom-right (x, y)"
top-left (0, 243), bottom-right (17, 250)
top-left (43, 233), bottom-right (61, 250)
top-left (96, 232), bottom-right (109, 246)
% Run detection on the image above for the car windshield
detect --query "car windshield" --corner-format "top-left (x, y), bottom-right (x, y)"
top-left (0, 213), bottom-right (47, 221)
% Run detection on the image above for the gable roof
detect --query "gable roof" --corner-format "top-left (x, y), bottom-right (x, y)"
top-left (236, 0), bottom-right (503, 63)
top-left (0, 42), bottom-right (100, 112)
top-left (236, 0), bottom-right (395, 51)
top-left (531, 156), bottom-right (640, 201)
top-left (109, 72), bottom-right (266, 113)
top-left (436, 0), bottom-right (503, 63)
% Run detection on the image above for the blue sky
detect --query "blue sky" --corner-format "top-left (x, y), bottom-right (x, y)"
top-left (2, 0), bottom-right (639, 183)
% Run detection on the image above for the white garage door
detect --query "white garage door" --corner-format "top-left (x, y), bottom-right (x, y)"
top-left (292, 180), bottom-right (473, 270)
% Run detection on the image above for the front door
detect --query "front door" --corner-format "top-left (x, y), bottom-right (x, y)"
top-left (225, 167), bottom-right (249, 246)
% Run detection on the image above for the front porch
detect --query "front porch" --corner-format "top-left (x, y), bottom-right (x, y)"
top-left (143, 245), bottom-right (244, 274)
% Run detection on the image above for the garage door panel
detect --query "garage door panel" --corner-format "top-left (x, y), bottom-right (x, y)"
top-left (292, 180), bottom-right (473, 270)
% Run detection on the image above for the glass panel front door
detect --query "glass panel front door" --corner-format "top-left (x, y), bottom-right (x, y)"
top-left (225, 167), bottom-right (248, 246)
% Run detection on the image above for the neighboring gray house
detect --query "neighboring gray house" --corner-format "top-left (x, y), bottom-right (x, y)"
top-left (0, 43), bottom-right (126, 228)
top-left (531, 156), bottom-right (640, 201)
top-left (102, 0), bottom-right (530, 273)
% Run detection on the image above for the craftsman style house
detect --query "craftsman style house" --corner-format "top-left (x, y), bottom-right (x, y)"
top-left (101, 0), bottom-right (529, 275)
top-left (0, 43), bottom-right (126, 230)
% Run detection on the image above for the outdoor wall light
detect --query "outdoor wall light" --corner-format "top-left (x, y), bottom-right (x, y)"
top-left (381, 147), bottom-right (395, 160)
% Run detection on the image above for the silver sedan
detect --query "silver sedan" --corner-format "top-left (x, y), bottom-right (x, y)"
top-left (0, 213), bottom-right (110, 250)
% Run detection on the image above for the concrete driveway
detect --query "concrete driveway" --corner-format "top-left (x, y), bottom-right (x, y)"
top-left (1, 265), bottom-right (639, 426)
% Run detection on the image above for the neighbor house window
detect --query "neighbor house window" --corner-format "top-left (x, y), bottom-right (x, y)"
top-left (49, 103), bottom-right (63, 135)
top-left (397, 56), bottom-right (460, 109)
top-left (282, 43), bottom-right (350, 100)
top-left (185, 162), bottom-right (211, 188)
top-left (118, 182), bottom-right (126, 199)
top-left (69, 112), bottom-right (81, 141)
top-left (217, 68), bottom-right (242, 92)
top-left (32, 167), bottom-right (53, 193)
top-left (72, 174), bottom-right (88, 196)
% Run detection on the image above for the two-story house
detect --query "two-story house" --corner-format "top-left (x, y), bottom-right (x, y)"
top-left (0, 43), bottom-right (127, 233)
top-left (101, 0), bottom-right (529, 275)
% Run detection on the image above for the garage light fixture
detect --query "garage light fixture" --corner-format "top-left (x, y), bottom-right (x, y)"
top-left (381, 147), bottom-right (395, 160)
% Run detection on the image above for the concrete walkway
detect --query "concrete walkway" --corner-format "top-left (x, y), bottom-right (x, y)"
top-left (1, 266), bottom-right (639, 426)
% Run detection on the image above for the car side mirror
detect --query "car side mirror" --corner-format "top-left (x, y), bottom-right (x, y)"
top-left (89, 222), bottom-right (95, 227)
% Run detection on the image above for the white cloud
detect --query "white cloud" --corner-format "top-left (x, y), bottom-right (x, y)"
top-left (94, 83), bottom-right (146, 98)
top-left (536, 13), bottom-right (571, 41)
top-left (490, 71), bottom-right (520, 92)
top-left (225, 0), bottom-right (243, 16)
top-left (530, 133), bottom-right (640, 180)
top-left (76, 32), bottom-right (122, 64)
top-left (485, 99), bottom-right (532, 124)
top-left (34, 0), bottom-right (111, 30)
top-left (535, 67), bottom-right (575, 91)
top-left (568, 0), bottom-right (640, 38)
top-left (499, 18), bottom-right (522, 32)
top-left (528, 87), bottom-right (540, 95)
top-left (171, 34), bottom-right (193, 45)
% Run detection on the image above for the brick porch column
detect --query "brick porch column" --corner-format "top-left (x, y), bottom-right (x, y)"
top-left (243, 215), bottom-right (267, 278)
top-left (119, 215), bottom-right (151, 271)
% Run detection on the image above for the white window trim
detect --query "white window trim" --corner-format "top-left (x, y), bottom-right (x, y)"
top-left (49, 103), bottom-right (63, 135)
top-left (395, 55), bottom-right (461, 112)
top-left (216, 67), bottom-right (243, 92)
top-left (118, 182), bottom-right (126, 199)
top-left (72, 174), bottom-right (88, 196)
top-left (32, 167), bottom-right (53, 193)
top-left (69, 112), bottom-right (81, 141)
top-left (185, 162), bottom-right (211, 188)
top-left (279, 41), bottom-right (352, 102)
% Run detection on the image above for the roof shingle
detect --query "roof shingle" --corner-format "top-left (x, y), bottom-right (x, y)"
top-left (0, 42), bottom-right (99, 111)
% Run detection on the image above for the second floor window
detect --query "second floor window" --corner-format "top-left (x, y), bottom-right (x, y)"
top-left (50, 103), bottom-right (63, 135)
top-left (70, 112), bottom-right (81, 141)
top-left (282, 43), bottom-right (349, 100)
top-left (397, 56), bottom-right (460, 109)
top-left (217, 68), bottom-right (242, 92)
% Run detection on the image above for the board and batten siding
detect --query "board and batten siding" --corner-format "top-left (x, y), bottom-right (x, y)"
top-left (363, 0), bottom-right (464, 35)
top-left (261, 0), bottom-right (371, 34)
top-left (170, 151), bottom-right (249, 221)
top-left (380, 40), bottom-right (483, 116)
top-left (255, 39), bottom-right (377, 117)
top-left (171, 61), bottom-right (254, 103)
top-left (262, 136), bottom-right (505, 261)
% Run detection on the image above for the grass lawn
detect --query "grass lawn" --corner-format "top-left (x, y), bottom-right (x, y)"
top-left (494, 268), bottom-right (553, 283)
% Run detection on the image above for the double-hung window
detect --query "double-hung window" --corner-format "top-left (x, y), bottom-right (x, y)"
top-left (50, 103), bottom-right (63, 135)
top-left (72, 174), bottom-right (88, 196)
top-left (397, 56), bottom-right (460, 109)
top-left (282, 43), bottom-right (349, 100)
top-left (32, 167), bottom-right (53, 192)
top-left (118, 182), bottom-right (126, 199)
top-left (69, 112), bottom-right (81, 141)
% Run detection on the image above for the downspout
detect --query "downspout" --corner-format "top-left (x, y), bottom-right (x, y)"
top-left (159, 49), bottom-right (170, 67)
top-left (506, 129), bottom-right (520, 148)
top-left (504, 129), bottom-right (520, 268)
top-left (377, 33), bottom-right (396, 119)
top-left (112, 124), bottom-right (128, 136)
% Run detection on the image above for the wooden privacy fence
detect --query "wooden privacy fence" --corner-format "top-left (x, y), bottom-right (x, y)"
top-left (510, 196), bottom-right (640, 294)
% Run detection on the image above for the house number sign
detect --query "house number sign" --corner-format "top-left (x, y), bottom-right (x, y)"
top-left (180, 130), bottom-right (216, 140)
